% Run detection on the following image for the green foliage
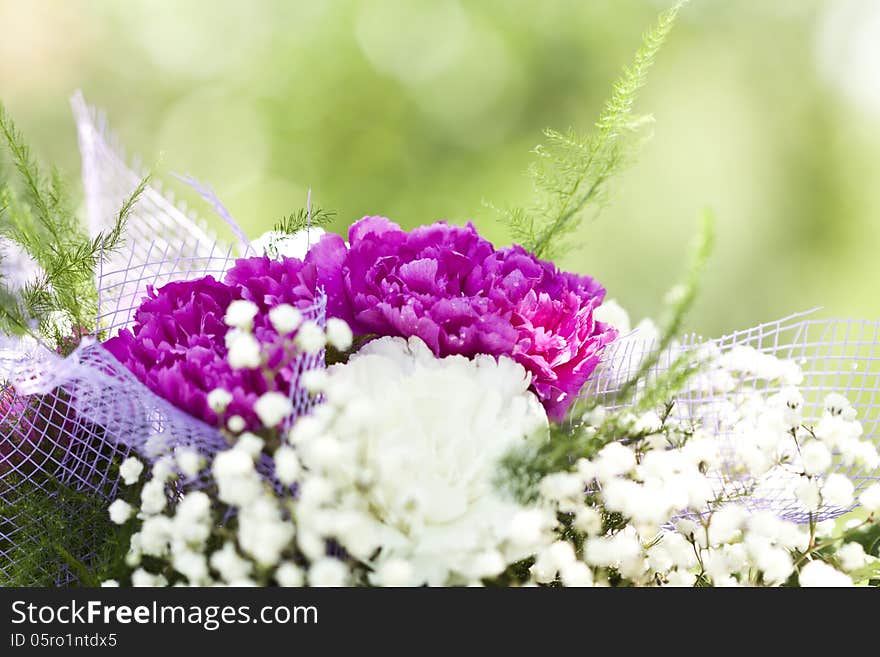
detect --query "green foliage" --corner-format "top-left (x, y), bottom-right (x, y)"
top-left (0, 103), bottom-right (147, 350)
top-left (498, 213), bottom-right (713, 504)
top-left (272, 206), bottom-right (336, 236)
top-left (607, 209), bottom-right (714, 408)
top-left (0, 475), bottom-right (135, 587)
top-left (494, 1), bottom-right (685, 259)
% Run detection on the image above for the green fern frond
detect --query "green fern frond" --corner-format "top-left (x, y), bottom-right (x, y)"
top-left (273, 206), bottom-right (336, 235)
top-left (0, 102), bottom-right (146, 349)
top-left (496, 1), bottom-right (685, 260)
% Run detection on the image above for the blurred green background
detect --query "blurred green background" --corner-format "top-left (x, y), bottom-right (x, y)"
top-left (1, 0), bottom-right (879, 337)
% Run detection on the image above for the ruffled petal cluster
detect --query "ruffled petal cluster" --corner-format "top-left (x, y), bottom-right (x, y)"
top-left (104, 256), bottom-right (319, 430)
top-left (307, 216), bottom-right (616, 419)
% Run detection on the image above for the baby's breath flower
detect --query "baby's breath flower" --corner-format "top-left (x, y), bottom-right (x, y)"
top-left (273, 446), bottom-right (301, 486)
top-left (254, 392), bottom-right (293, 429)
top-left (799, 560), bottom-right (853, 587)
top-left (210, 543), bottom-right (254, 584)
top-left (234, 432), bottom-right (265, 458)
top-left (308, 558), bottom-right (349, 587)
top-left (108, 499), bottom-right (133, 525)
top-left (801, 440), bottom-right (832, 476)
top-left (207, 389), bottom-right (233, 414)
top-left (300, 369), bottom-right (328, 394)
top-left (372, 559), bottom-right (416, 587)
top-left (175, 449), bottom-right (204, 479)
top-left (140, 480), bottom-right (167, 515)
top-left (821, 473), bottom-right (855, 508)
top-left (858, 482), bottom-right (880, 512)
top-left (224, 300), bottom-right (259, 331)
top-left (837, 542), bottom-right (866, 572)
top-left (294, 320), bottom-right (326, 354)
top-left (226, 330), bottom-right (262, 369)
top-left (268, 303), bottom-right (303, 335)
top-left (275, 562), bottom-right (305, 587)
top-left (131, 569), bottom-right (167, 588)
top-left (325, 318), bottom-right (353, 351)
top-left (119, 457), bottom-right (144, 486)
top-left (227, 415), bottom-right (246, 433)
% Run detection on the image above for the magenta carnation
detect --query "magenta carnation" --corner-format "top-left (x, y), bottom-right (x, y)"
top-left (306, 216), bottom-right (617, 420)
top-left (104, 256), bottom-right (320, 431)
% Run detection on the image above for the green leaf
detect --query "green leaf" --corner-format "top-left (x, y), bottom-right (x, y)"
top-left (493, 1), bottom-right (687, 260)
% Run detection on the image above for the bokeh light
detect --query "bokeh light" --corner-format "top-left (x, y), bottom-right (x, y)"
top-left (1, 0), bottom-right (878, 336)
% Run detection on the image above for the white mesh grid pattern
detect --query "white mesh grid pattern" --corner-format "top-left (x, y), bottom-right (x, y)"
top-left (582, 313), bottom-right (880, 522)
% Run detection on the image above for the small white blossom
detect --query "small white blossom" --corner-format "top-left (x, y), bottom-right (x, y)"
top-left (300, 369), bottom-right (328, 394)
top-left (274, 446), bottom-right (301, 486)
top-left (139, 516), bottom-right (172, 557)
top-left (173, 549), bottom-right (209, 585)
top-left (294, 321), bottom-right (326, 354)
top-left (858, 482), bottom-right (880, 512)
top-left (234, 432), bottom-right (265, 458)
top-left (539, 472), bottom-right (584, 506)
top-left (801, 441), bottom-right (832, 476)
top-left (226, 330), bottom-right (262, 369)
top-left (151, 457), bottom-right (176, 483)
top-left (822, 473), bottom-right (855, 508)
top-left (227, 415), bottom-right (246, 433)
top-left (224, 300), bottom-right (259, 330)
top-left (275, 562), bottom-right (305, 587)
top-left (560, 562), bottom-right (594, 587)
top-left (254, 392), bottom-right (293, 429)
top-left (207, 389), bottom-right (233, 414)
top-left (665, 570), bottom-right (697, 587)
top-left (212, 449), bottom-right (263, 508)
top-left (269, 303), bottom-right (303, 335)
top-left (572, 507), bottom-right (603, 535)
top-left (173, 492), bottom-right (212, 545)
top-left (119, 457), bottom-right (144, 485)
top-left (373, 559), bottom-right (416, 587)
top-left (824, 393), bottom-right (857, 420)
top-left (238, 497), bottom-right (294, 568)
top-left (837, 542), bottom-right (866, 572)
top-left (325, 318), bottom-right (353, 351)
top-left (210, 543), bottom-right (253, 584)
top-left (795, 479), bottom-right (821, 512)
top-left (799, 560), bottom-right (853, 587)
top-left (308, 558), bottom-right (349, 587)
top-left (108, 499), bottom-right (133, 525)
top-left (175, 449), bottom-right (204, 479)
top-left (595, 442), bottom-right (636, 482)
top-left (131, 569), bottom-right (167, 587)
top-left (509, 509), bottom-right (554, 550)
top-left (140, 480), bottom-right (167, 515)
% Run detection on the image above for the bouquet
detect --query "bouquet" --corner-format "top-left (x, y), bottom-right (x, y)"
top-left (1, 4), bottom-right (878, 588)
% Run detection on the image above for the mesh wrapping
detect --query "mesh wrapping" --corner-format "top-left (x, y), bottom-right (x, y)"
top-left (583, 312), bottom-right (880, 523)
top-left (1, 95), bottom-right (878, 585)
top-left (0, 94), bottom-right (323, 584)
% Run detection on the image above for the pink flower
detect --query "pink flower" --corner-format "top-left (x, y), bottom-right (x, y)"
top-left (307, 217), bottom-right (617, 420)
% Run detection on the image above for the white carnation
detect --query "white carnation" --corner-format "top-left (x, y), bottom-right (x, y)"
top-left (293, 336), bottom-right (550, 586)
